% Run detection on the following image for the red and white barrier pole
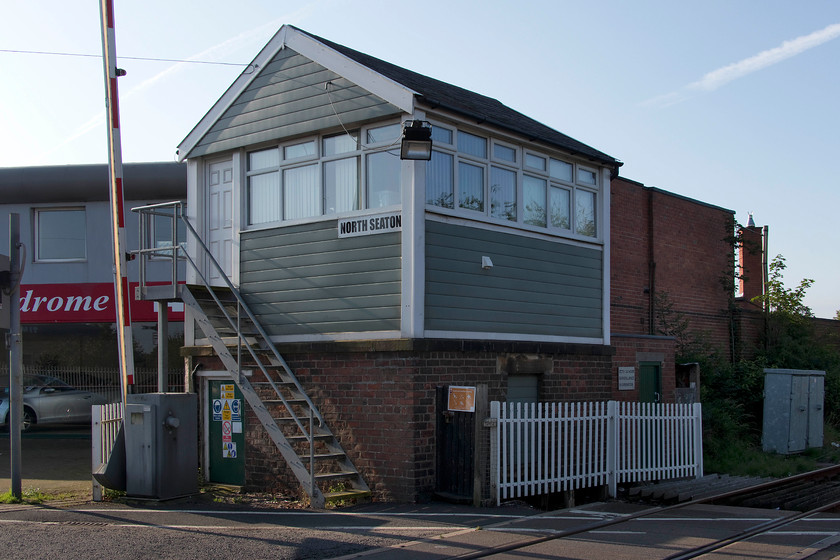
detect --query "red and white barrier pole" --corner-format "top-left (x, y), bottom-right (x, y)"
top-left (100, 0), bottom-right (134, 406)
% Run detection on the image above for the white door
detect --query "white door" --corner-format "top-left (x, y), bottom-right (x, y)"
top-left (206, 159), bottom-right (234, 286)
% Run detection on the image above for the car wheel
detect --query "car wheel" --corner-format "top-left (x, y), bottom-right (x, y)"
top-left (21, 408), bottom-right (36, 432)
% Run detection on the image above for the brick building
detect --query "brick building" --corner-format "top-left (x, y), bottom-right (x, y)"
top-left (136, 26), bottom-right (822, 505)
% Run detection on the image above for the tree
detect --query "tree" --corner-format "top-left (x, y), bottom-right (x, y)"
top-left (753, 254), bottom-right (814, 318)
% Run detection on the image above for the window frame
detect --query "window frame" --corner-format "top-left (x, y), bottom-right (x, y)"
top-left (34, 207), bottom-right (87, 263)
top-left (244, 120), bottom-right (404, 229)
top-left (424, 119), bottom-right (603, 241)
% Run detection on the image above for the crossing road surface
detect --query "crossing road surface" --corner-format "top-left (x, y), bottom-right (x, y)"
top-left (2, 501), bottom-right (839, 559)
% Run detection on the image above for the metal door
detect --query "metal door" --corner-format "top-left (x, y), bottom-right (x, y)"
top-left (206, 159), bottom-right (234, 286)
top-left (640, 362), bottom-right (661, 403)
top-left (435, 386), bottom-right (474, 502)
top-left (208, 380), bottom-right (245, 485)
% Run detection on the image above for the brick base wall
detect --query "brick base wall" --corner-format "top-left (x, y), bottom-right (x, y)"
top-left (188, 339), bottom-right (615, 503)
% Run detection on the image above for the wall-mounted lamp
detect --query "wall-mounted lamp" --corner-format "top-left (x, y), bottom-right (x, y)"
top-left (481, 256), bottom-right (494, 270)
top-left (400, 120), bottom-right (433, 160)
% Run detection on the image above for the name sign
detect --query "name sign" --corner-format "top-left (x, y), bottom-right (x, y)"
top-left (338, 212), bottom-right (402, 238)
top-left (618, 367), bottom-right (635, 391)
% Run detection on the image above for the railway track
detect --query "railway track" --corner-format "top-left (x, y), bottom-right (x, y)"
top-left (450, 464), bottom-right (840, 560)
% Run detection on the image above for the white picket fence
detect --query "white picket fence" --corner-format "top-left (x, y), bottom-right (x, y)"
top-left (91, 402), bottom-right (124, 501)
top-left (489, 401), bottom-right (703, 505)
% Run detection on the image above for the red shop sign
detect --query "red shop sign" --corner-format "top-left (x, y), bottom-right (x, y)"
top-left (19, 282), bottom-right (185, 324)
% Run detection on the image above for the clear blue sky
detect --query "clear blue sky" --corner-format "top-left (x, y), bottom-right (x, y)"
top-left (2, 0), bottom-right (838, 318)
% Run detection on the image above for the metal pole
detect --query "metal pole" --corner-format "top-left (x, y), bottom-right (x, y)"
top-left (100, 0), bottom-right (134, 406)
top-left (157, 304), bottom-right (168, 392)
top-left (8, 213), bottom-right (22, 499)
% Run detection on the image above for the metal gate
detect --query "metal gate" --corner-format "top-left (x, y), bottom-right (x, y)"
top-left (435, 385), bottom-right (474, 502)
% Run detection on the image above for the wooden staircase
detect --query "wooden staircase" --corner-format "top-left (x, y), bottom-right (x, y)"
top-left (181, 284), bottom-right (370, 508)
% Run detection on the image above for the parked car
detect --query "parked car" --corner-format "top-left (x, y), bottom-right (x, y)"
top-left (1, 374), bottom-right (109, 431)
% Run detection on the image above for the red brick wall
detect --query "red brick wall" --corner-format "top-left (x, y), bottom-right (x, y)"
top-left (611, 178), bottom-right (735, 358)
top-left (190, 340), bottom-right (614, 502)
top-left (611, 335), bottom-right (676, 402)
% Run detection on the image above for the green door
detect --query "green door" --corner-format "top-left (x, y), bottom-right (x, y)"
top-left (208, 380), bottom-right (246, 485)
top-left (639, 362), bottom-right (662, 403)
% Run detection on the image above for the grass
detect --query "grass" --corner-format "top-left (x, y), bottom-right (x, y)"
top-left (0, 487), bottom-right (53, 504)
top-left (705, 423), bottom-right (840, 479)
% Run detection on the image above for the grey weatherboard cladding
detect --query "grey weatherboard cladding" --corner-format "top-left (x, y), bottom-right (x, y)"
top-left (239, 220), bottom-right (401, 336)
top-left (425, 220), bottom-right (603, 339)
top-left (187, 46), bottom-right (402, 158)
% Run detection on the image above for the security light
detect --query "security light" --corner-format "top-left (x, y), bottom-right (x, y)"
top-left (400, 120), bottom-right (433, 160)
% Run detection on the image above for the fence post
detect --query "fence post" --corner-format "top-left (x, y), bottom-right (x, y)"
top-left (473, 385), bottom-right (488, 507)
top-left (489, 401), bottom-right (500, 506)
top-left (693, 402), bottom-right (704, 478)
top-left (91, 405), bottom-right (103, 502)
top-left (606, 400), bottom-right (617, 498)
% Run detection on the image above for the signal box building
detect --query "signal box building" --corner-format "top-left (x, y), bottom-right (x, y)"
top-left (159, 24), bottom-right (674, 505)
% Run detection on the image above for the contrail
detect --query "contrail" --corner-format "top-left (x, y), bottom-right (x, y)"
top-left (47, 3), bottom-right (319, 157)
top-left (643, 22), bottom-right (840, 107)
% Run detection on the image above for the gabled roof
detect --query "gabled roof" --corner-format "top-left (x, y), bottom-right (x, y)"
top-left (178, 25), bottom-right (620, 173)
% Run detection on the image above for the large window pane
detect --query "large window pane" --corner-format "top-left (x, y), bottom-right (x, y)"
top-left (578, 168), bottom-right (597, 186)
top-left (367, 123), bottom-right (401, 144)
top-left (323, 132), bottom-right (358, 156)
top-left (550, 158), bottom-right (573, 182)
top-left (283, 165), bottom-right (319, 220)
top-left (431, 126), bottom-right (452, 145)
top-left (248, 172), bottom-right (280, 225)
top-left (249, 148), bottom-right (279, 171)
top-left (284, 141), bottom-right (315, 160)
top-left (550, 186), bottom-right (570, 229)
top-left (457, 131), bottom-right (486, 158)
top-left (37, 209), bottom-right (86, 260)
top-left (458, 162), bottom-right (484, 212)
top-left (523, 175), bottom-right (546, 227)
top-left (426, 150), bottom-right (454, 208)
top-left (576, 190), bottom-right (597, 237)
top-left (324, 157), bottom-right (359, 214)
top-left (525, 153), bottom-right (546, 171)
top-left (490, 166), bottom-right (516, 221)
top-left (367, 150), bottom-right (401, 208)
top-left (493, 144), bottom-right (516, 163)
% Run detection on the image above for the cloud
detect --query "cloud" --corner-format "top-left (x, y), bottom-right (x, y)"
top-left (642, 22), bottom-right (840, 107)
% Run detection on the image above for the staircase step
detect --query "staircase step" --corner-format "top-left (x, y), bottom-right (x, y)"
top-left (324, 489), bottom-right (371, 504)
top-left (315, 470), bottom-right (360, 481)
top-left (300, 452), bottom-right (348, 461)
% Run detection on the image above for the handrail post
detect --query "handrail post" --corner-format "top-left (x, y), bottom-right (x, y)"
top-left (310, 407), bottom-right (316, 499)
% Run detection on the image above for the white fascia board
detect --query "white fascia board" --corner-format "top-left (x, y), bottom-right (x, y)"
top-left (283, 27), bottom-right (416, 114)
top-left (176, 26), bottom-right (292, 162)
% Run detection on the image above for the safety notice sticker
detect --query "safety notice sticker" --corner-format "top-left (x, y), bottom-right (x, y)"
top-left (212, 399), bottom-right (223, 421)
top-left (223, 442), bottom-right (237, 459)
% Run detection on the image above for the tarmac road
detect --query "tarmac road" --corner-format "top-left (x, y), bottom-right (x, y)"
top-left (0, 426), bottom-right (92, 498)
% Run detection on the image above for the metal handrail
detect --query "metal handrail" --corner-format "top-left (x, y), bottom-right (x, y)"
top-left (131, 201), bottom-right (325, 441)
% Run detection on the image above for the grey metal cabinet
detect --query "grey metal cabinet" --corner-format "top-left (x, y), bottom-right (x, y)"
top-left (762, 369), bottom-right (825, 454)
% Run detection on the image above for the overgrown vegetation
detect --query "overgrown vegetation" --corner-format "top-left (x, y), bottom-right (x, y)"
top-left (657, 253), bottom-right (840, 477)
top-left (0, 487), bottom-right (51, 504)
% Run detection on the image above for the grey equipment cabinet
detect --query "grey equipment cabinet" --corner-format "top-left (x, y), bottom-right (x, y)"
top-left (762, 369), bottom-right (825, 454)
top-left (124, 393), bottom-right (198, 499)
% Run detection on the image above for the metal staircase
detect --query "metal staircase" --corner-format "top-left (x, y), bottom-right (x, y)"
top-left (133, 202), bottom-right (370, 508)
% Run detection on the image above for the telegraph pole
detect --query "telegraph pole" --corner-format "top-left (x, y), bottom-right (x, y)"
top-left (100, 0), bottom-right (134, 405)
top-left (8, 213), bottom-right (22, 499)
